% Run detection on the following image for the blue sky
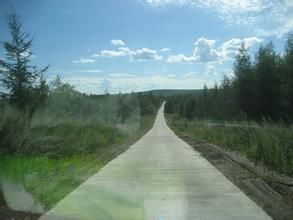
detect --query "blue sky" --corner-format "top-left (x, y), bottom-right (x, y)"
top-left (0, 0), bottom-right (292, 94)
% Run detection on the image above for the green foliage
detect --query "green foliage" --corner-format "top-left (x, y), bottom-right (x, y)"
top-left (0, 12), bottom-right (49, 112)
top-left (0, 105), bottom-right (30, 154)
top-left (281, 34), bottom-right (293, 118)
top-left (0, 155), bottom-right (105, 209)
top-left (166, 35), bottom-right (293, 175)
top-left (0, 92), bottom-right (162, 156)
top-left (168, 115), bottom-right (293, 175)
top-left (0, 82), bottom-right (162, 209)
top-left (24, 123), bottom-right (125, 156)
top-left (167, 35), bottom-right (293, 122)
top-left (254, 42), bottom-right (281, 118)
top-left (233, 44), bottom-right (256, 118)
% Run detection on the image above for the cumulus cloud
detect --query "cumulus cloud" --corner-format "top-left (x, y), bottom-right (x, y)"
top-left (220, 37), bottom-right (263, 59)
top-left (72, 58), bottom-right (96, 63)
top-left (167, 54), bottom-right (197, 63)
top-left (167, 37), bottom-right (221, 64)
top-left (93, 36), bottom-right (262, 64)
top-left (131, 48), bottom-right (162, 61)
top-left (100, 49), bottom-right (127, 58)
top-left (193, 37), bottom-right (221, 62)
top-left (111, 39), bottom-right (126, 46)
top-left (166, 36), bottom-right (262, 64)
top-left (95, 46), bottom-right (162, 62)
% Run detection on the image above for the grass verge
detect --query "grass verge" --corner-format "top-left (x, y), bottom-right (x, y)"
top-left (0, 114), bottom-right (157, 212)
top-left (166, 114), bottom-right (293, 175)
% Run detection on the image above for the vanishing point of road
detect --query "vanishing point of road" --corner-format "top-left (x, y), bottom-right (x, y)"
top-left (41, 103), bottom-right (271, 220)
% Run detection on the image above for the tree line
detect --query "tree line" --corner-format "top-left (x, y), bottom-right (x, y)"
top-left (166, 35), bottom-right (293, 122)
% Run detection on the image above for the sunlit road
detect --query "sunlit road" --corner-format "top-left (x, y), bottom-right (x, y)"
top-left (41, 103), bottom-right (271, 220)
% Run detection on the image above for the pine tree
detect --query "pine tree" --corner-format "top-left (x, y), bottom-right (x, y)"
top-left (254, 42), bottom-right (280, 118)
top-left (282, 34), bottom-right (293, 118)
top-left (0, 12), bottom-right (48, 111)
top-left (233, 42), bottom-right (256, 118)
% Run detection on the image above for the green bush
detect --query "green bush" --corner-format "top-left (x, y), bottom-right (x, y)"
top-left (0, 105), bottom-right (30, 153)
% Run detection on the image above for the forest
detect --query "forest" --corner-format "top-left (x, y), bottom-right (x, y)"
top-left (165, 35), bottom-right (293, 175)
top-left (166, 35), bottom-right (293, 121)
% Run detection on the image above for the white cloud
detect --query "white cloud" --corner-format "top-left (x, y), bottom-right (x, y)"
top-left (161, 48), bottom-right (171, 52)
top-left (100, 49), bottom-right (127, 58)
top-left (144, 0), bottom-right (266, 12)
top-left (93, 36), bottom-right (262, 64)
top-left (118, 47), bottom-right (132, 55)
top-left (92, 53), bottom-right (100, 57)
top-left (167, 54), bottom-right (197, 63)
top-left (131, 48), bottom-right (162, 61)
top-left (166, 36), bottom-right (262, 64)
top-left (95, 46), bottom-right (162, 61)
top-left (220, 37), bottom-right (263, 59)
top-left (166, 37), bottom-right (221, 64)
top-left (193, 37), bottom-right (221, 62)
top-left (72, 58), bottom-right (96, 64)
top-left (111, 39), bottom-right (126, 46)
top-left (143, 0), bottom-right (293, 38)
top-left (98, 47), bottom-right (131, 58)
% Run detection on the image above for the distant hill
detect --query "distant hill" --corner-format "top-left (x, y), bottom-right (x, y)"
top-left (139, 89), bottom-right (203, 97)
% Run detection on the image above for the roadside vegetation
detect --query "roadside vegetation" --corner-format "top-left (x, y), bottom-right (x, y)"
top-left (166, 35), bottom-right (293, 175)
top-left (0, 12), bottom-right (162, 212)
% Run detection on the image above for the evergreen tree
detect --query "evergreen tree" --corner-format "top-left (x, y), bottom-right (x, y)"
top-left (254, 42), bottom-right (280, 118)
top-left (282, 34), bottom-right (293, 118)
top-left (233, 42), bottom-right (256, 118)
top-left (0, 12), bottom-right (48, 111)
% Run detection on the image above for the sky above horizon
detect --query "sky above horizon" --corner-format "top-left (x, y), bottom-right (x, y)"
top-left (0, 0), bottom-right (292, 94)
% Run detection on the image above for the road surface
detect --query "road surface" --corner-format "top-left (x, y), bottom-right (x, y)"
top-left (41, 103), bottom-right (271, 220)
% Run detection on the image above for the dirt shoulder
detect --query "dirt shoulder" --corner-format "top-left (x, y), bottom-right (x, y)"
top-left (172, 129), bottom-right (293, 220)
top-left (0, 208), bottom-right (41, 220)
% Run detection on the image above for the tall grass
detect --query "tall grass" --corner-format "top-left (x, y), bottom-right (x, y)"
top-left (168, 114), bottom-right (293, 175)
top-left (0, 90), bottom-right (162, 211)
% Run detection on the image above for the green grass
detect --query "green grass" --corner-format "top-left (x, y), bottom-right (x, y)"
top-left (0, 92), bottom-right (162, 211)
top-left (0, 154), bottom-right (103, 210)
top-left (167, 114), bottom-right (293, 175)
top-left (25, 122), bottom-right (126, 156)
top-left (0, 113), bottom-right (157, 211)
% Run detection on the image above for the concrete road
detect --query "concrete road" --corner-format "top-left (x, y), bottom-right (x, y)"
top-left (41, 104), bottom-right (271, 220)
